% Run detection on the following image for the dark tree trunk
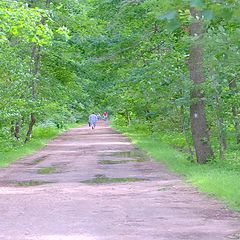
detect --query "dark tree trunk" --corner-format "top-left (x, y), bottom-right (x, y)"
top-left (188, 8), bottom-right (214, 163)
top-left (14, 121), bottom-right (21, 140)
top-left (228, 79), bottom-right (240, 144)
top-left (25, 114), bottom-right (36, 143)
top-left (11, 120), bottom-right (22, 140)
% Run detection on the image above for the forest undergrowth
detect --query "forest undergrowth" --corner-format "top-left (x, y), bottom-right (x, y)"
top-left (0, 123), bottom-right (79, 168)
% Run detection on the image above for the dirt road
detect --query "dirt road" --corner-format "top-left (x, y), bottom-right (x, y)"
top-left (0, 122), bottom-right (239, 240)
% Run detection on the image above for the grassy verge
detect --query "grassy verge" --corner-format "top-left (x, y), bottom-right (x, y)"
top-left (0, 123), bottom-right (80, 168)
top-left (113, 124), bottom-right (240, 211)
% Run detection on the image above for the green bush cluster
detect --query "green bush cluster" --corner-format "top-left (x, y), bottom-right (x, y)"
top-left (0, 123), bottom-right (78, 168)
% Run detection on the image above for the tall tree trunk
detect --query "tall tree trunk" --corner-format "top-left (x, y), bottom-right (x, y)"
top-left (25, 114), bottom-right (36, 143)
top-left (14, 120), bottom-right (21, 140)
top-left (228, 79), bottom-right (240, 144)
top-left (188, 8), bottom-right (214, 163)
top-left (25, 44), bottom-right (40, 143)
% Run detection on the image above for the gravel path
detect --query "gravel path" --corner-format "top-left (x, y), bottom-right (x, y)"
top-left (0, 122), bottom-right (239, 240)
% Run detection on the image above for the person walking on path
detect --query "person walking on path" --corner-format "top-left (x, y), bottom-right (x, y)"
top-left (88, 113), bottom-right (97, 129)
top-left (103, 111), bottom-right (108, 126)
top-left (103, 111), bottom-right (108, 121)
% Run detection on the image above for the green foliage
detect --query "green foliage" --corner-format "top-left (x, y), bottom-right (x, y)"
top-left (87, 0), bottom-right (240, 163)
top-left (0, 0), bottom-right (103, 148)
top-left (0, 0), bottom-right (52, 44)
top-left (0, 123), bottom-right (78, 168)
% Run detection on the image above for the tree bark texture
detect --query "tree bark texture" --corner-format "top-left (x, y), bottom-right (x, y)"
top-left (25, 114), bottom-right (36, 143)
top-left (14, 121), bottom-right (21, 140)
top-left (189, 8), bottom-right (214, 163)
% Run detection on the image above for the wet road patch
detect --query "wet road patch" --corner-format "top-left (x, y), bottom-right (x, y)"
top-left (81, 174), bottom-right (147, 184)
top-left (102, 150), bottom-right (144, 158)
top-left (28, 158), bottom-right (45, 165)
top-left (14, 180), bottom-right (53, 186)
top-left (37, 166), bottom-right (58, 174)
top-left (99, 159), bottom-right (146, 165)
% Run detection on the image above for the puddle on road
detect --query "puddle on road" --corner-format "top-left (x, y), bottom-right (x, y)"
top-left (103, 151), bottom-right (142, 158)
top-left (25, 155), bottom-right (48, 166)
top-left (28, 158), bottom-right (45, 165)
top-left (14, 180), bottom-right (53, 186)
top-left (37, 166), bottom-right (58, 174)
top-left (82, 150), bottom-right (151, 184)
top-left (99, 159), bottom-right (146, 165)
top-left (37, 163), bottom-right (67, 174)
top-left (158, 187), bottom-right (172, 191)
top-left (98, 150), bottom-right (150, 166)
top-left (100, 150), bottom-right (149, 161)
top-left (81, 174), bottom-right (147, 184)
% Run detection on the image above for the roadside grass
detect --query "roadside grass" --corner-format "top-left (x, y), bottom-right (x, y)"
top-left (0, 123), bottom-right (80, 168)
top-left (114, 125), bottom-right (240, 211)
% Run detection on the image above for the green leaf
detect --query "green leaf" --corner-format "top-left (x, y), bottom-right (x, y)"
top-left (221, 8), bottom-right (233, 21)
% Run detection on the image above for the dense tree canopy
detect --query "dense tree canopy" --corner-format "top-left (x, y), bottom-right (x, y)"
top-left (0, 0), bottom-right (239, 163)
